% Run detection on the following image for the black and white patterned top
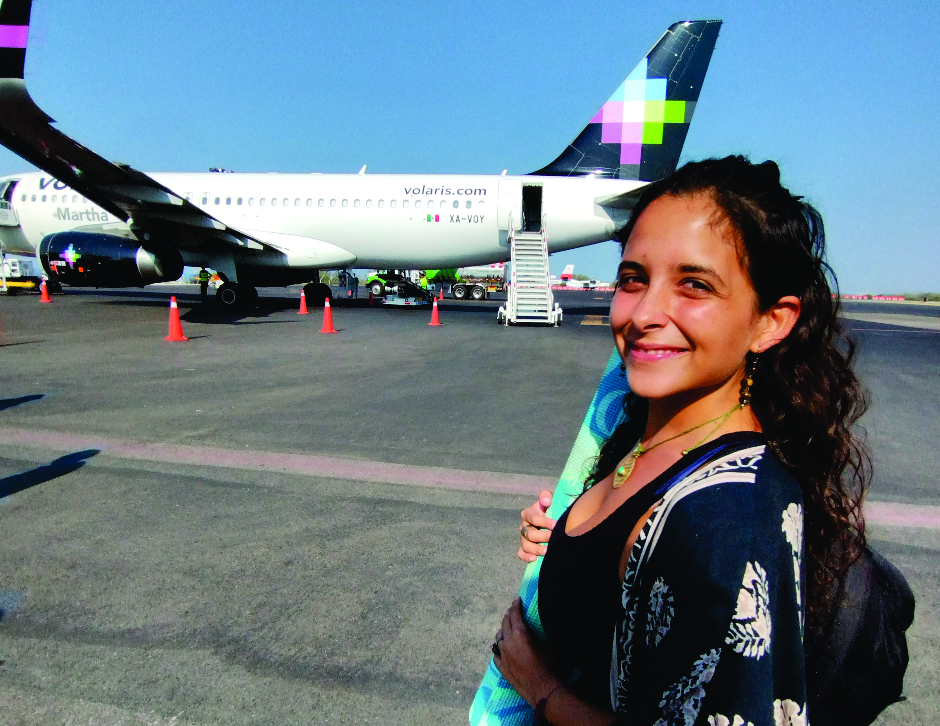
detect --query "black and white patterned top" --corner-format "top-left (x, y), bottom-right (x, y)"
top-left (612, 440), bottom-right (807, 726)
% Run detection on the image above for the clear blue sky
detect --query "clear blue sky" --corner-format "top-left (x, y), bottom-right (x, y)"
top-left (2, 0), bottom-right (937, 293)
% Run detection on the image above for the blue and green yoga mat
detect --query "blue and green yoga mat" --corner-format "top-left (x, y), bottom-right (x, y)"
top-left (470, 350), bottom-right (630, 725)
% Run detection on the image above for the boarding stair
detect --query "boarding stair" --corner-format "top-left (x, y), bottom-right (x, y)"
top-left (498, 214), bottom-right (562, 326)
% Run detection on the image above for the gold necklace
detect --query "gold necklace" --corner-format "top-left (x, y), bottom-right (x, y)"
top-left (611, 402), bottom-right (745, 489)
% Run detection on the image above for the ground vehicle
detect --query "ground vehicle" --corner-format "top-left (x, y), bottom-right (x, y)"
top-left (1, 253), bottom-right (51, 294)
top-left (426, 265), bottom-right (507, 301)
top-left (364, 270), bottom-right (432, 304)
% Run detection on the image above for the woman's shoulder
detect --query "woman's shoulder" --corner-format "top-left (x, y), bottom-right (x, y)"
top-left (661, 439), bottom-right (803, 535)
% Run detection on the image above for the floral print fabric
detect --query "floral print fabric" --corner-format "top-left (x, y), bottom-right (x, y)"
top-left (612, 444), bottom-right (807, 726)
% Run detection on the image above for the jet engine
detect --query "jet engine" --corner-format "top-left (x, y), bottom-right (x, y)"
top-left (39, 232), bottom-right (184, 287)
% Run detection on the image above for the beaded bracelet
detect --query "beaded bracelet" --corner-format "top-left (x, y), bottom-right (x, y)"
top-left (533, 683), bottom-right (565, 724)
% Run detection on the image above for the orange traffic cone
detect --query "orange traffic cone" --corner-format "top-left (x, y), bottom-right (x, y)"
top-left (298, 289), bottom-right (309, 315)
top-left (39, 280), bottom-right (52, 303)
top-left (319, 298), bottom-right (337, 333)
top-left (428, 298), bottom-right (442, 326)
top-left (164, 296), bottom-right (189, 341)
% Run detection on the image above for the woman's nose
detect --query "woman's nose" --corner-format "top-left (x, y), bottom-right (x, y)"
top-left (630, 284), bottom-right (670, 330)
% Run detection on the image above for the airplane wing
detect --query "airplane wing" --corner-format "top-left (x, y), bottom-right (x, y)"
top-left (0, 0), bottom-right (269, 254)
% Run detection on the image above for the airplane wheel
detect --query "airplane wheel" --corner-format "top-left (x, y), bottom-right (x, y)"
top-left (303, 282), bottom-right (332, 306)
top-left (217, 281), bottom-right (255, 308)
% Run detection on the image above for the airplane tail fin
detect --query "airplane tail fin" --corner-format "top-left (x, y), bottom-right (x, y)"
top-left (560, 264), bottom-right (574, 280)
top-left (0, 0), bottom-right (32, 80)
top-left (532, 20), bottom-right (722, 181)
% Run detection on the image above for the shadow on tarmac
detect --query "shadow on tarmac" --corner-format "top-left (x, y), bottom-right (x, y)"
top-left (0, 448), bottom-right (100, 499)
top-left (0, 589), bottom-right (24, 621)
top-left (0, 394), bottom-right (44, 411)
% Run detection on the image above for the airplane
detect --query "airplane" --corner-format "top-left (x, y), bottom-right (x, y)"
top-left (0, 0), bottom-right (721, 307)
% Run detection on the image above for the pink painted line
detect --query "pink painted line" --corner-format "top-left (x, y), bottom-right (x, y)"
top-left (0, 426), bottom-right (554, 496)
top-left (0, 24), bottom-right (28, 49)
top-left (865, 501), bottom-right (940, 529)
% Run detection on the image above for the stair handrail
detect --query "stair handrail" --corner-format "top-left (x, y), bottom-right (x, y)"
top-left (507, 213), bottom-right (517, 323)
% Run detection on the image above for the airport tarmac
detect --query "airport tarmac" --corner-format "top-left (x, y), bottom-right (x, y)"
top-left (0, 287), bottom-right (938, 725)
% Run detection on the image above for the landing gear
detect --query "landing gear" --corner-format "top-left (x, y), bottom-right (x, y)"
top-left (216, 282), bottom-right (258, 308)
top-left (303, 282), bottom-right (333, 306)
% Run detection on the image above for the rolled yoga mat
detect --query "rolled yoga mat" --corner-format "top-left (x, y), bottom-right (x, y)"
top-left (470, 350), bottom-right (630, 725)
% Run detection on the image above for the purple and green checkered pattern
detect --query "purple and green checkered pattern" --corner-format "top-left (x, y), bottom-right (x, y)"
top-left (589, 58), bottom-right (690, 165)
top-left (470, 350), bottom-right (629, 725)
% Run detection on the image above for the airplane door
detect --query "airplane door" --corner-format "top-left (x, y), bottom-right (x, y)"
top-left (497, 179), bottom-right (522, 231)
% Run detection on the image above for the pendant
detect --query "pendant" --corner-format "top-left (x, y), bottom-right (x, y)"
top-left (612, 443), bottom-right (643, 489)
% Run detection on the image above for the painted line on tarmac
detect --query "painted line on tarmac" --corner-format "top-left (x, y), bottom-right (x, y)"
top-left (3, 426), bottom-right (939, 525)
top-left (865, 501), bottom-right (940, 529)
top-left (0, 426), bottom-right (555, 496)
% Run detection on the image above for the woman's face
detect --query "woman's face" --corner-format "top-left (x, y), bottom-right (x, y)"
top-left (610, 193), bottom-right (767, 402)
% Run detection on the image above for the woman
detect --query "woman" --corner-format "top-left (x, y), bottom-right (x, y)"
top-left (493, 156), bottom-right (868, 726)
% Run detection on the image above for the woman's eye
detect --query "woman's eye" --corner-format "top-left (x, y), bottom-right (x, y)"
top-left (680, 278), bottom-right (712, 293)
top-left (618, 275), bottom-right (645, 289)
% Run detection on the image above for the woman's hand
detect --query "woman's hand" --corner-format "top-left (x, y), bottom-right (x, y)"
top-left (493, 598), bottom-right (561, 706)
top-left (518, 490), bottom-right (556, 562)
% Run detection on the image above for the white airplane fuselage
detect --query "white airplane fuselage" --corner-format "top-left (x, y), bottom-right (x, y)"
top-left (0, 171), bottom-right (639, 277)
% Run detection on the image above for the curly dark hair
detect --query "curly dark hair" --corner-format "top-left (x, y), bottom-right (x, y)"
top-left (588, 155), bottom-right (870, 641)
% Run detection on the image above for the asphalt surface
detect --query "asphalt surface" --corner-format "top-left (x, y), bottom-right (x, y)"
top-left (0, 287), bottom-right (937, 725)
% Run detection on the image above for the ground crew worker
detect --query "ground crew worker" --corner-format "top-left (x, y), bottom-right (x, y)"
top-left (198, 268), bottom-right (210, 299)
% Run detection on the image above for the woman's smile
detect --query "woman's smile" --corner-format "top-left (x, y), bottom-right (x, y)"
top-left (627, 341), bottom-right (689, 362)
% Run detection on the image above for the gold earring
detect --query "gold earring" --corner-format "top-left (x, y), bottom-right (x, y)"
top-left (739, 355), bottom-right (757, 406)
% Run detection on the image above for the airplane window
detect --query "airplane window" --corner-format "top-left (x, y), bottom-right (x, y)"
top-left (82, 197), bottom-right (87, 202)
top-left (237, 197), bottom-right (243, 205)
top-left (294, 198), bottom-right (300, 207)
top-left (401, 200), bottom-right (407, 208)
top-left (20, 194), bottom-right (25, 201)
top-left (415, 200), bottom-right (421, 209)
top-left (378, 200), bottom-right (384, 208)
top-left (478, 201), bottom-right (485, 209)
top-left (365, 199), bottom-right (372, 208)
top-left (51, 195), bottom-right (57, 202)
top-left (226, 197), bottom-right (232, 205)
top-left (427, 200), bottom-right (434, 209)
top-left (260, 198), bottom-right (266, 206)
top-left (283, 198), bottom-right (289, 206)
top-left (465, 200), bottom-right (472, 209)
top-left (41, 195), bottom-right (47, 202)
top-left (318, 199), bottom-right (325, 207)
top-left (214, 197), bottom-right (220, 205)
top-left (354, 199), bottom-right (360, 208)
top-left (330, 199), bottom-right (336, 207)
top-left (248, 198), bottom-right (254, 206)
top-left (31, 194), bottom-right (36, 202)
top-left (306, 199), bottom-right (312, 207)
top-left (439, 200), bottom-right (445, 208)
top-left (342, 199), bottom-right (348, 207)
top-left (272, 198), bottom-right (278, 206)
